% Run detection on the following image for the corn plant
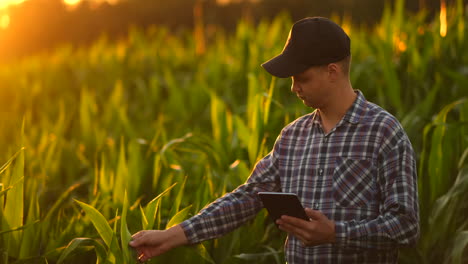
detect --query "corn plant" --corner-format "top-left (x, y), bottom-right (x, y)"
top-left (0, 1), bottom-right (467, 263)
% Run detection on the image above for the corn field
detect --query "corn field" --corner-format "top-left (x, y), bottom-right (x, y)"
top-left (0, 0), bottom-right (467, 263)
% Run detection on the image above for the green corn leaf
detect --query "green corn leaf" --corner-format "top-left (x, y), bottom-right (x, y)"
top-left (427, 167), bottom-right (468, 260)
top-left (57, 237), bottom-right (107, 264)
top-left (8, 255), bottom-right (49, 264)
top-left (234, 116), bottom-right (250, 150)
top-left (0, 220), bottom-right (39, 236)
top-left (114, 137), bottom-right (128, 204)
top-left (42, 183), bottom-right (82, 238)
top-left (159, 133), bottom-right (193, 156)
top-left (19, 178), bottom-right (40, 258)
top-left (79, 88), bottom-right (96, 142)
top-left (113, 208), bottom-right (119, 234)
top-left (75, 200), bottom-right (114, 248)
top-left (458, 147), bottom-right (468, 170)
top-left (0, 185), bottom-right (12, 197)
top-left (152, 154), bottom-right (162, 190)
top-left (445, 231), bottom-right (468, 264)
top-left (139, 205), bottom-right (148, 230)
top-left (106, 209), bottom-right (122, 263)
top-left (127, 140), bottom-right (142, 202)
top-left (0, 189), bottom-right (2, 226)
top-left (145, 182), bottom-right (176, 229)
top-left (427, 99), bottom-right (466, 202)
top-left (3, 145), bottom-right (24, 257)
top-left (145, 199), bottom-right (160, 230)
top-left (261, 245), bottom-right (283, 264)
top-left (263, 76), bottom-right (276, 125)
top-left (210, 91), bottom-right (233, 155)
top-left (166, 205), bottom-right (192, 229)
top-left (0, 147), bottom-right (25, 176)
top-left (233, 251), bottom-right (282, 261)
top-left (170, 177), bottom-right (187, 217)
top-left (192, 243), bottom-right (216, 264)
top-left (120, 192), bottom-right (133, 264)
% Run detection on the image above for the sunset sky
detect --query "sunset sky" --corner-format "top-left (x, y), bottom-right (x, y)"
top-left (0, 0), bottom-right (237, 29)
top-left (0, 0), bottom-right (249, 12)
top-left (0, 0), bottom-right (23, 9)
top-left (0, 0), bottom-right (118, 10)
top-left (0, 0), bottom-right (119, 29)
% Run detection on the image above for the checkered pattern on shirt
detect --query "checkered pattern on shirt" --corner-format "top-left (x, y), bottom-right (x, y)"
top-left (180, 91), bottom-right (419, 263)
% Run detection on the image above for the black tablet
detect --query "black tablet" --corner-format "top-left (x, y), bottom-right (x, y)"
top-left (258, 192), bottom-right (309, 224)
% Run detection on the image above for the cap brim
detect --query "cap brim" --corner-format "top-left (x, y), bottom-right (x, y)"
top-left (261, 53), bottom-right (310, 78)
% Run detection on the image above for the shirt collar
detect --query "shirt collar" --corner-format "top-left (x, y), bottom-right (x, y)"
top-left (310, 90), bottom-right (367, 127)
top-left (342, 90), bottom-right (367, 124)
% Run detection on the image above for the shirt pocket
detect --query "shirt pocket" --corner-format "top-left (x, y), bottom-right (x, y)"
top-left (333, 157), bottom-right (376, 208)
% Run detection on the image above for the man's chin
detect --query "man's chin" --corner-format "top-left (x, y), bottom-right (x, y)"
top-left (303, 100), bottom-right (316, 108)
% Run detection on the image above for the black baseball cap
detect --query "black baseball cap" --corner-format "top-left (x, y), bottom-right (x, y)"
top-left (261, 17), bottom-right (351, 78)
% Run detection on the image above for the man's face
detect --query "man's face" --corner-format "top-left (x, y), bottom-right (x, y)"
top-left (291, 66), bottom-right (330, 109)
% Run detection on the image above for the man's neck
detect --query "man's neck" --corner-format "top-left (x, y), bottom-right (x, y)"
top-left (318, 86), bottom-right (356, 134)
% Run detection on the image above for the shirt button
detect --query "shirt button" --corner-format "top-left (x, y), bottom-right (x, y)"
top-left (318, 168), bottom-right (324, 176)
top-left (323, 137), bottom-right (328, 143)
top-left (314, 203), bottom-right (319, 209)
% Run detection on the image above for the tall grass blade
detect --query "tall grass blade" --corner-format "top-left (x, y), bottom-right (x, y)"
top-left (75, 200), bottom-right (114, 248)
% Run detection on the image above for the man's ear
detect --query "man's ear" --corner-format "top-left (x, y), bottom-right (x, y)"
top-left (327, 63), bottom-right (341, 82)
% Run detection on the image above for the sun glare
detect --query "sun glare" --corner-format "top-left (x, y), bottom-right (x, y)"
top-left (0, 14), bottom-right (9, 29)
top-left (0, 0), bottom-right (25, 9)
top-left (63, 0), bottom-right (81, 5)
top-left (217, 0), bottom-right (230, 5)
top-left (0, 0), bottom-right (119, 9)
top-left (440, 0), bottom-right (447, 37)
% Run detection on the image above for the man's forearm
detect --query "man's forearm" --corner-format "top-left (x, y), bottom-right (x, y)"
top-left (334, 211), bottom-right (419, 250)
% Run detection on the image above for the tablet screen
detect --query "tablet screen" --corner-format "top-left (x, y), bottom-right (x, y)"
top-left (258, 192), bottom-right (309, 223)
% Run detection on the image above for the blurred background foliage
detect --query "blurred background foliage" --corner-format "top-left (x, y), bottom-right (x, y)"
top-left (0, 0), bottom-right (443, 62)
top-left (0, 0), bottom-right (467, 263)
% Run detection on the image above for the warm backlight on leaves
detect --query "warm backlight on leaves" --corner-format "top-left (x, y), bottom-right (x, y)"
top-left (0, 0), bottom-right (24, 10)
top-left (0, 0), bottom-right (118, 29)
top-left (440, 0), bottom-right (447, 37)
top-left (0, 14), bottom-right (9, 29)
top-left (63, 0), bottom-right (81, 5)
top-left (63, 0), bottom-right (120, 6)
top-left (0, 0), bottom-right (118, 10)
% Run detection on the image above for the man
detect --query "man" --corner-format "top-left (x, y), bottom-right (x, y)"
top-left (130, 17), bottom-right (420, 263)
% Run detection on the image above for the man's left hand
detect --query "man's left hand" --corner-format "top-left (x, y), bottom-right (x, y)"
top-left (276, 208), bottom-right (336, 246)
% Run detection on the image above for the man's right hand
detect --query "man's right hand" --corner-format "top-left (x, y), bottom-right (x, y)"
top-left (129, 224), bottom-right (188, 262)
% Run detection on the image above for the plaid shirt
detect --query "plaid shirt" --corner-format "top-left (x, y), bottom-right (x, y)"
top-left (180, 91), bottom-right (419, 263)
